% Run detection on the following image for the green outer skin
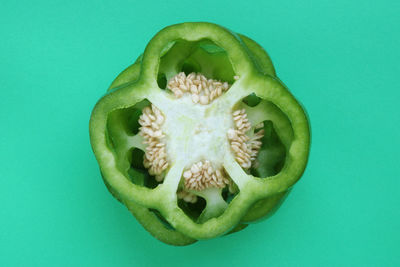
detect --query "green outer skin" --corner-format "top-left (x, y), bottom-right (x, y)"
top-left (90, 22), bottom-right (310, 244)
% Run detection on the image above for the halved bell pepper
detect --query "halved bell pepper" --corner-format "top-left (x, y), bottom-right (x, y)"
top-left (89, 22), bottom-right (310, 246)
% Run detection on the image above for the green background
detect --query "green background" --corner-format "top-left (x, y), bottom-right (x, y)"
top-left (1, 0), bottom-right (399, 266)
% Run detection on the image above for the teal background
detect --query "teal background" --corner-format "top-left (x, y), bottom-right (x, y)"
top-left (1, 0), bottom-right (399, 266)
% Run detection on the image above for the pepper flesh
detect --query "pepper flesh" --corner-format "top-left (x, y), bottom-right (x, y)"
top-left (90, 22), bottom-right (310, 245)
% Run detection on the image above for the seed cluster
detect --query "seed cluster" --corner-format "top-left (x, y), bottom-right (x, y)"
top-left (139, 104), bottom-right (168, 182)
top-left (167, 72), bottom-right (230, 105)
top-left (228, 109), bottom-right (264, 169)
top-left (181, 160), bottom-right (233, 192)
top-left (177, 190), bottom-right (197, 203)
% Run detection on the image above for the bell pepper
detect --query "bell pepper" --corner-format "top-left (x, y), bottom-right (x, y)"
top-left (89, 22), bottom-right (310, 246)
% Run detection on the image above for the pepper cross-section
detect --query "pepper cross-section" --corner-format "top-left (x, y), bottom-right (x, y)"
top-left (89, 22), bottom-right (310, 246)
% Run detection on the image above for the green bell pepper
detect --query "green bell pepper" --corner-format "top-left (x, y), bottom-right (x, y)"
top-left (89, 22), bottom-right (310, 246)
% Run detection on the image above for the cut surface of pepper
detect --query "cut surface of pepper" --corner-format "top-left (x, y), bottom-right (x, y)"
top-left (89, 22), bottom-right (310, 246)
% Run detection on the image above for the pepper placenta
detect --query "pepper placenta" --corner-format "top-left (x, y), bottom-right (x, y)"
top-left (89, 22), bottom-right (310, 246)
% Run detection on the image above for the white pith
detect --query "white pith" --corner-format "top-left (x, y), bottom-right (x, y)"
top-left (138, 72), bottom-right (264, 204)
top-left (161, 94), bottom-right (233, 171)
